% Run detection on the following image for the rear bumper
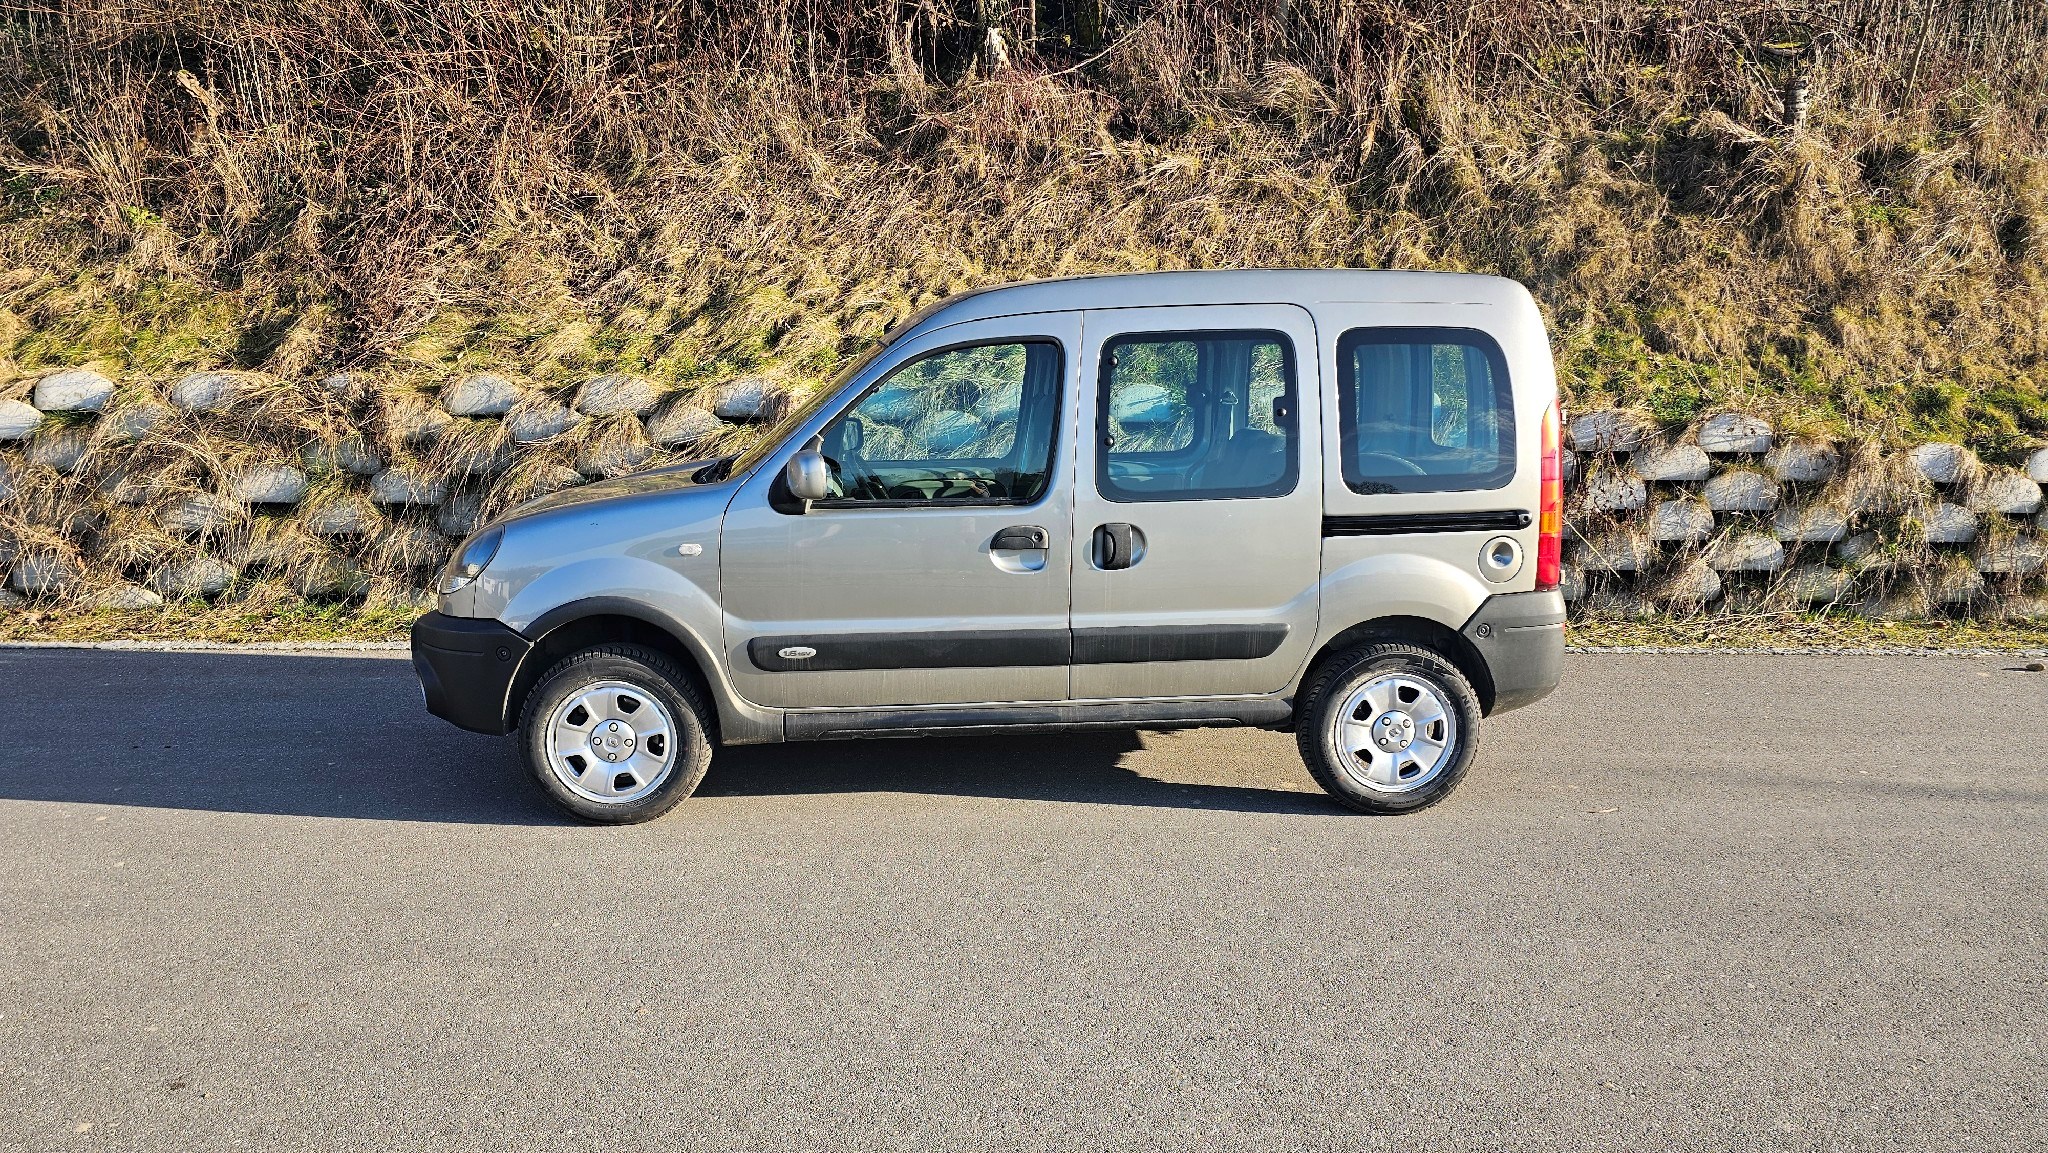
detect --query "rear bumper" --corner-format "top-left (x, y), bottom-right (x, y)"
top-left (410, 611), bottom-right (532, 735)
top-left (1461, 589), bottom-right (1565, 715)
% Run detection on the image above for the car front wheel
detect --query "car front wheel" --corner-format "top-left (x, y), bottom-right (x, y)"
top-left (518, 643), bottom-right (714, 823)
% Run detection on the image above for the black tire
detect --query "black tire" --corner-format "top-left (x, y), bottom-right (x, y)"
top-left (518, 643), bottom-right (715, 824)
top-left (1295, 642), bottom-right (1482, 815)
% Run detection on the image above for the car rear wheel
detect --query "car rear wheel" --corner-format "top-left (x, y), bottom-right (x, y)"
top-left (519, 643), bottom-right (714, 823)
top-left (1296, 642), bottom-right (1481, 815)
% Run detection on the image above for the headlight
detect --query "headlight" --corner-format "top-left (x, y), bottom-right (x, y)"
top-left (438, 527), bottom-right (503, 594)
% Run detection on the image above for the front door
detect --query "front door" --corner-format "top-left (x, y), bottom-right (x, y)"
top-left (1069, 305), bottom-right (1324, 699)
top-left (721, 313), bottom-right (1080, 709)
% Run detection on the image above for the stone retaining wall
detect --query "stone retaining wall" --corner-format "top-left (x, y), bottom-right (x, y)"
top-left (3, 365), bottom-right (2045, 621)
top-left (1562, 411), bottom-right (2048, 621)
top-left (0, 368), bottom-right (776, 611)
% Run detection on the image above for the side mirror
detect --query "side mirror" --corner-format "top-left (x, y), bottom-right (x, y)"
top-left (784, 443), bottom-right (830, 506)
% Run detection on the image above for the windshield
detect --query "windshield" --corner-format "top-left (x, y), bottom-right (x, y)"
top-left (722, 340), bottom-right (890, 478)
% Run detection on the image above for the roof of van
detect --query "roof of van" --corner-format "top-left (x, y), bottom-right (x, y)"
top-left (886, 269), bottom-right (1535, 342)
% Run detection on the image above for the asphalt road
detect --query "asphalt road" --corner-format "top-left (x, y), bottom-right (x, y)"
top-left (0, 649), bottom-right (2042, 1152)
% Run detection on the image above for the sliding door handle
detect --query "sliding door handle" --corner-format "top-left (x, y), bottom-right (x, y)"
top-left (1095, 522), bottom-right (1139, 570)
top-left (991, 525), bottom-right (1048, 551)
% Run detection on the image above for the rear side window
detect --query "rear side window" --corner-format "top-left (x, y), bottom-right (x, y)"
top-left (1098, 330), bottom-right (1299, 502)
top-left (1338, 327), bottom-right (1514, 494)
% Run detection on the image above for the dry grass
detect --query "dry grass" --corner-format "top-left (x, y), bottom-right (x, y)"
top-left (0, 3), bottom-right (2044, 449)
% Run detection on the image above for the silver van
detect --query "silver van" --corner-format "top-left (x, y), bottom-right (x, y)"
top-left (411, 270), bottom-right (1565, 822)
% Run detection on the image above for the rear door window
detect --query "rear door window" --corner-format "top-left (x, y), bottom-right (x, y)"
top-left (1098, 330), bottom-right (1299, 502)
top-left (1337, 327), bottom-right (1514, 494)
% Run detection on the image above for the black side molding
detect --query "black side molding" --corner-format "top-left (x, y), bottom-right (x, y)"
top-left (785, 698), bottom-right (1294, 742)
top-left (1324, 510), bottom-right (1531, 537)
top-left (748, 630), bottom-right (1071, 672)
top-left (1072, 624), bottom-right (1287, 664)
top-left (751, 625), bottom-right (1289, 671)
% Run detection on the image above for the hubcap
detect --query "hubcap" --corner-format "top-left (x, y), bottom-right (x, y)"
top-left (1330, 672), bottom-right (1458, 794)
top-left (544, 680), bottom-right (677, 804)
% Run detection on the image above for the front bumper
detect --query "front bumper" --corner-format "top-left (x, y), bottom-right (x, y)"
top-left (1460, 588), bottom-right (1565, 715)
top-left (411, 611), bottom-right (533, 735)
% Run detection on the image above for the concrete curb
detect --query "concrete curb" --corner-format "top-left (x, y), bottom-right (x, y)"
top-left (0, 639), bottom-right (410, 654)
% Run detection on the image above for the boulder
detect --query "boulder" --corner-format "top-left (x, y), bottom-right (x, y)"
top-left (1764, 439), bottom-right (1839, 484)
top-left (1916, 502), bottom-right (1978, 545)
top-left (1831, 466), bottom-right (1896, 516)
top-left (230, 465), bottom-right (310, 506)
top-left (302, 435), bottom-right (383, 477)
top-left (646, 403), bottom-right (726, 449)
top-left (1559, 449), bottom-right (1577, 484)
top-left (1564, 409), bottom-right (1652, 453)
top-left (1705, 532), bottom-right (1785, 573)
top-left (1834, 531), bottom-right (1882, 565)
top-left (1647, 558), bottom-right (1723, 607)
top-left (370, 522), bottom-right (450, 571)
top-left (320, 372), bottom-right (374, 399)
top-left (96, 400), bottom-right (173, 443)
top-left (519, 464), bottom-right (588, 499)
top-left (0, 457), bottom-right (14, 502)
top-left (98, 465), bottom-right (153, 505)
top-left (1783, 564), bottom-right (1855, 605)
top-left (2027, 447), bottom-right (2048, 484)
top-left (370, 467), bottom-right (448, 506)
top-left (26, 427), bottom-right (91, 474)
top-left (303, 497), bottom-right (380, 537)
top-left (577, 440), bottom-right (654, 479)
top-left (8, 553), bottom-right (78, 596)
top-left (0, 399), bottom-right (44, 441)
top-left (1558, 564), bottom-right (1585, 603)
top-left (1696, 413), bottom-right (1773, 454)
top-left (1909, 442), bottom-right (1975, 486)
top-left (91, 582), bottom-right (164, 610)
top-left (1971, 470), bottom-right (2043, 516)
top-left (1571, 533), bottom-right (1656, 574)
top-left (148, 557), bottom-right (236, 599)
top-left (1972, 535), bottom-right (2048, 576)
top-left (1703, 470), bottom-right (1778, 513)
top-left (160, 494), bottom-right (241, 538)
top-left (1581, 588), bottom-right (1659, 619)
top-left (440, 373), bottom-right (524, 417)
top-left (436, 493), bottom-right (482, 538)
top-left (1630, 443), bottom-right (1711, 483)
top-left (1649, 499), bottom-right (1715, 545)
top-left (1933, 564), bottom-right (1985, 606)
top-left (170, 370), bottom-right (260, 413)
top-left (390, 403), bottom-right (453, 445)
top-left (33, 368), bottom-right (116, 413)
top-left (1772, 503), bottom-right (1850, 544)
top-left (574, 373), bottom-right (661, 417)
top-left (1579, 471), bottom-right (1647, 512)
top-left (1994, 596), bottom-right (2048, 623)
top-left (506, 399), bottom-right (583, 445)
top-left (293, 557), bottom-right (366, 599)
top-left (709, 377), bottom-right (783, 422)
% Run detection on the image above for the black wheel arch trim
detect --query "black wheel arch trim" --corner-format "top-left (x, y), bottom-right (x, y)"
top-left (511, 597), bottom-right (728, 731)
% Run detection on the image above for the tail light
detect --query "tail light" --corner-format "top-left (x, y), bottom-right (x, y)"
top-left (1535, 399), bottom-right (1563, 591)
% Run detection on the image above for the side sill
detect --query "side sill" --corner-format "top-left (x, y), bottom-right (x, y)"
top-left (784, 698), bottom-right (1294, 742)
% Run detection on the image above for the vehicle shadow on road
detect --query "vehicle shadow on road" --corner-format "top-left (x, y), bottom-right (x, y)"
top-left (706, 732), bottom-right (1334, 815)
top-left (0, 649), bottom-right (1330, 823)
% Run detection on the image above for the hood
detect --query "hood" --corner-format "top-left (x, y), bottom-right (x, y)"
top-left (507, 455), bottom-right (736, 518)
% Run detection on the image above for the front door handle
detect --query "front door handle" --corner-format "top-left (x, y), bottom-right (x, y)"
top-left (1095, 522), bottom-right (1138, 570)
top-left (991, 525), bottom-right (1048, 551)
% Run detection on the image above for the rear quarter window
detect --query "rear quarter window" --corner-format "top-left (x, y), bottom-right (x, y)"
top-left (1337, 327), bottom-right (1515, 495)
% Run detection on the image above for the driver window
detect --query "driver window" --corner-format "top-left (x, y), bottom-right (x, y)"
top-left (816, 340), bottom-right (1062, 506)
